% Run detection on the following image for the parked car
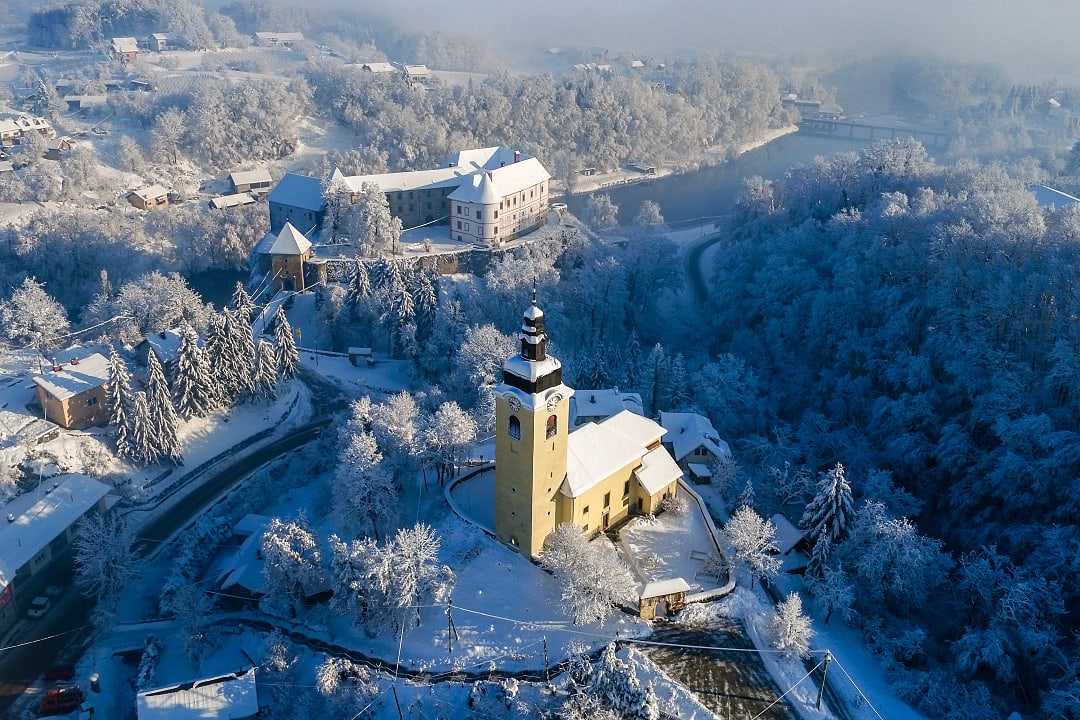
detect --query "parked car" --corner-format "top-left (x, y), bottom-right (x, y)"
top-left (27, 596), bottom-right (50, 619)
top-left (44, 665), bottom-right (75, 682)
top-left (37, 686), bottom-right (84, 716)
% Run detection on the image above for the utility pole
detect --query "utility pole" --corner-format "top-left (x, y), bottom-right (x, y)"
top-left (543, 637), bottom-right (549, 683)
top-left (816, 650), bottom-right (832, 710)
top-left (391, 686), bottom-right (404, 720)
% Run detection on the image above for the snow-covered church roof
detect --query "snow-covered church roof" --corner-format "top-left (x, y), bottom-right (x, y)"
top-left (562, 410), bottom-right (670, 498)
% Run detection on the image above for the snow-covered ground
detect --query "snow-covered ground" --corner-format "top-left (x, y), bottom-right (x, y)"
top-left (618, 501), bottom-right (726, 597)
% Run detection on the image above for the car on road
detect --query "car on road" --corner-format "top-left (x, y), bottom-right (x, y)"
top-left (37, 686), bottom-right (83, 716)
top-left (27, 596), bottom-right (50, 619)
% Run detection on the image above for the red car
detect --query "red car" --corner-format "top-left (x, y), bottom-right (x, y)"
top-left (37, 686), bottom-right (84, 716)
top-left (44, 665), bottom-right (75, 682)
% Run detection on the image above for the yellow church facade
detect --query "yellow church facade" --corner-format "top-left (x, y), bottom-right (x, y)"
top-left (494, 300), bottom-right (682, 557)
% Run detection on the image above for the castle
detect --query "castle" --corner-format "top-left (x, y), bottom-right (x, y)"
top-left (494, 299), bottom-right (683, 557)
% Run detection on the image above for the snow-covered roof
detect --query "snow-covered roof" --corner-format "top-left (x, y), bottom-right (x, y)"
top-left (503, 353), bottom-right (561, 383)
top-left (448, 158), bottom-right (550, 204)
top-left (112, 37), bottom-right (139, 53)
top-left (1031, 184), bottom-right (1080, 209)
top-left (360, 62), bottom-right (396, 73)
top-left (210, 192), bottom-right (256, 209)
top-left (32, 352), bottom-right (110, 401)
top-left (137, 329), bottom-right (184, 363)
top-left (658, 411), bottom-right (731, 462)
top-left (562, 411), bottom-right (668, 498)
top-left (149, 33), bottom-right (173, 41)
top-left (267, 223), bottom-right (312, 255)
top-left (444, 146), bottom-right (523, 169)
top-left (0, 161), bottom-right (12, 173)
top-left (523, 304), bottom-right (544, 320)
top-left (255, 31), bottom-right (304, 42)
top-left (633, 446), bottom-right (682, 496)
top-left (640, 577), bottom-right (690, 599)
top-left (218, 530), bottom-right (266, 596)
top-left (268, 173), bottom-right (325, 212)
top-left (137, 668), bottom-right (259, 720)
top-left (340, 166), bottom-right (465, 194)
top-left (687, 462), bottom-right (711, 478)
top-left (630, 59), bottom-right (645, 69)
top-left (229, 168), bottom-right (272, 187)
top-left (130, 184), bottom-right (168, 201)
top-left (0, 474), bottom-right (111, 586)
top-left (404, 64), bottom-right (431, 76)
top-left (570, 388), bottom-right (644, 425)
top-left (0, 115), bottom-right (51, 134)
top-left (770, 513), bottom-right (806, 556)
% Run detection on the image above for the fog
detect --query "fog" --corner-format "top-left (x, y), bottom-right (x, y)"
top-left (357, 0), bottom-right (1080, 79)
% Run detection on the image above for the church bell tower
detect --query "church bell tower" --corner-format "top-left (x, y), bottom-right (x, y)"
top-left (494, 294), bottom-right (573, 557)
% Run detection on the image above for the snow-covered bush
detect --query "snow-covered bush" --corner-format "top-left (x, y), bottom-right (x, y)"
top-left (540, 524), bottom-right (637, 626)
top-left (722, 505), bottom-right (780, 588)
top-left (769, 592), bottom-right (814, 658)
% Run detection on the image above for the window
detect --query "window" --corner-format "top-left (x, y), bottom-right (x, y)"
top-left (508, 415), bottom-right (521, 440)
top-left (583, 505), bottom-right (590, 515)
top-left (88, 396), bottom-right (98, 406)
top-left (475, 210), bottom-right (481, 220)
top-left (623, 481), bottom-right (630, 496)
top-left (603, 492), bottom-right (610, 508)
top-left (546, 415), bottom-right (558, 439)
top-left (494, 210), bottom-right (499, 219)
top-left (456, 220), bottom-right (461, 229)
top-left (583, 525), bottom-right (589, 533)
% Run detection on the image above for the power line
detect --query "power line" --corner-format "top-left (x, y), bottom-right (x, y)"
top-left (0, 625), bottom-right (90, 654)
top-left (830, 654), bottom-right (887, 720)
top-left (748, 657), bottom-right (825, 720)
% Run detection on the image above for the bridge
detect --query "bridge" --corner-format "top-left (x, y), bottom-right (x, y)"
top-left (797, 117), bottom-right (952, 149)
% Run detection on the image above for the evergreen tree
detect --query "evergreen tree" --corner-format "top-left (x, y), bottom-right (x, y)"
top-left (801, 462), bottom-right (854, 547)
top-left (738, 477), bottom-right (756, 510)
top-left (146, 350), bottom-right (182, 464)
top-left (669, 353), bottom-right (691, 408)
top-left (346, 259), bottom-right (372, 312)
top-left (273, 307), bottom-right (299, 380)
top-left (130, 391), bottom-right (157, 465)
top-left (640, 343), bottom-right (666, 414)
top-left (204, 312), bottom-right (233, 402)
top-left (411, 272), bottom-right (437, 338)
top-left (107, 345), bottom-right (135, 460)
top-left (231, 281), bottom-right (255, 325)
top-left (172, 324), bottom-right (217, 418)
top-left (253, 339), bottom-right (278, 401)
top-left (221, 309), bottom-right (256, 401)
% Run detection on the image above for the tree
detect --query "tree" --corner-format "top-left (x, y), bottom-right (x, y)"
top-left (369, 392), bottom-right (421, 463)
top-left (107, 345), bottom-right (135, 459)
top-left (273, 307), bottom-right (299, 380)
top-left (224, 308), bottom-right (256, 400)
top-left (421, 401), bottom-right (478, 484)
top-left (805, 561), bottom-right (855, 624)
top-left (540, 524), bottom-right (637, 625)
top-left (723, 506), bottom-right (780, 588)
top-left (458, 324), bottom-right (515, 390)
top-left (737, 477), bottom-right (756, 510)
top-left (315, 657), bottom-right (379, 716)
top-left (334, 430), bottom-right (398, 538)
top-left (170, 584), bottom-right (217, 667)
top-left (130, 391), bottom-right (158, 464)
top-left (1067, 140), bottom-right (1080, 175)
top-left (231, 281), bottom-right (255, 324)
top-left (103, 272), bottom-right (212, 344)
top-left (585, 194), bottom-right (619, 229)
top-left (668, 354), bottom-right (690, 408)
top-left (151, 108), bottom-right (186, 164)
top-left (172, 324), bottom-right (218, 418)
top-left (633, 200), bottom-right (664, 234)
top-left (73, 512), bottom-right (136, 618)
top-left (146, 350), bottom-right (182, 464)
top-left (261, 517), bottom-right (323, 616)
top-left (0, 277), bottom-right (69, 350)
top-left (346, 260), bottom-right (372, 311)
top-left (253, 339), bottom-right (278, 401)
top-left (118, 134), bottom-right (145, 172)
top-left (801, 462), bottom-right (854, 548)
top-left (770, 592), bottom-right (815, 658)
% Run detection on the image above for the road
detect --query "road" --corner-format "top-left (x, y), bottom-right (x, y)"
top-left (685, 218), bottom-right (730, 305)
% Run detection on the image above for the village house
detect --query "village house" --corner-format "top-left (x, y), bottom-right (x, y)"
top-left (145, 32), bottom-right (174, 51)
top-left (403, 64), bottom-right (432, 84)
top-left (210, 192), bottom-right (256, 210)
top-left (268, 146), bottom-right (552, 248)
top-left (0, 115), bottom-right (55, 147)
top-left (111, 36), bottom-right (139, 63)
top-left (44, 137), bottom-right (74, 160)
top-left (0, 474), bottom-right (113, 637)
top-left (63, 94), bottom-right (107, 112)
top-left (255, 31), bottom-right (304, 47)
top-left (31, 352), bottom-right (111, 429)
top-left (229, 167), bottom-right (273, 194)
top-left (127, 184), bottom-right (169, 210)
top-left (494, 299), bottom-right (683, 557)
top-left (360, 61), bottom-right (396, 74)
top-left (137, 668), bottom-right (260, 720)
top-left (134, 328), bottom-right (184, 369)
top-left (658, 411), bottom-right (732, 483)
top-left (569, 388), bottom-right (644, 428)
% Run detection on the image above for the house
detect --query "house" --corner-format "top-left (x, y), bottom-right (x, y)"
top-left (0, 475), bottom-right (112, 637)
top-left (145, 33), bottom-right (174, 52)
top-left (630, 59), bottom-right (645, 69)
top-left (268, 146), bottom-right (551, 247)
top-left (253, 222), bottom-right (314, 291)
top-left (128, 184), bottom-right (169, 210)
top-left (137, 668), bottom-right (259, 720)
top-left (32, 353), bottom-right (111, 429)
top-left (134, 328), bottom-right (184, 368)
top-left (658, 411), bottom-right (732, 483)
top-left (569, 388), bottom-right (644, 428)
top-left (0, 115), bottom-right (55, 146)
top-left (64, 94), bottom-right (107, 112)
top-left (44, 137), bottom-right (74, 160)
top-left (210, 192), bottom-right (256, 210)
top-left (228, 167), bottom-right (272, 194)
top-left (216, 516), bottom-right (270, 601)
top-left (770, 513), bottom-right (812, 556)
top-left (403, 64), bottom-right (432, 83)
top-left (639, 577), bottom-right (690, 619)
top-left (360, 62), bottom-right (396, 74)
top-left (494, 300), bottom-right (683, 557)
top-left (255, 31), bottom-right (304, 47)
top-left (111, 37), bottom-right (139, 63)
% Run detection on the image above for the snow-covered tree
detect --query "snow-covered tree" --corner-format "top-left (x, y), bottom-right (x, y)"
top-left (73, 512), bottom-right (136, 612)
top-left (737, 476), bottom-right (757, 510)
top-left (389, 523), bottom-right (455, 620)
top-left (563, 644), bottom-right (660, 720)
top-left (668, 353), bottom-right (690, 408)
top-left (770, 592), bottom-right (815, 658)
top-left (146, 349), bottom-right (182, 464)
top-left (273, 307), bottom-right (299, 381)
top-left (346, 260), bottom-right (372, 311)
top-left (231, 281), bottom-right (255, 324)
top-left (170, 584), bottom-right (217, 667)
top-left (315, 657), bottom-right (379, 716)
top-left (333, 430), bottom-right (397, 539)
top-left (151, 108), bottom-right (186, 164)
top-left (253, 339), bottom-right (278, 401)
top-left (420, 401), bottom-right (478, 484)
top-left (261, 517), bottom-right (323, 616)
top-left (805, 561), bottom-right (855, 624)
top-left (801, 462), bottom-right (854, 548)
top-left (0, 277), bottom-right (69, 350)
top-left (369, 391), bottom-right (421, 464)
top-left (130, 391), bottom-right (158, 464)
top-left (585, 194), bottom-right (619, 229)
top-left (107, 345), bottom-right (135, 459)
top-left (215, 309), bottom-right (255, 401)
top-left (457, 323), bottom-right (515, 392)
top-left (541, 524), bottom-right (637, 625)
top-left (723, 506), bottom-right (781, 588)
top-left (633, 200), bottom-right (664, 235)
top-left (172, 324), bottom-right (217, 418)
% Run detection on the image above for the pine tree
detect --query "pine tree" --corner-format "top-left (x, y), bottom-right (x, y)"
top-left (129, 391), bottom-right (157, 465)
top-left (640, 343), bottom-right (666, 414)
top-left (231, 281), bottom-right (255, 325)
top-left (273, 307), bottom-right (299, 381)
top-left (253, 339), bottom-right (278, 401)
top-left (172, 324), bottom-right (217, 418)
top-left (204, 312), bottom-right (233, 403)
top-left (146, 350), bottom-right (182, 464)
top-left (800, 462), bottom-right (854, 547)
top-left (738, 477), bottom-right (756, 510)
top-left (346, 260), bottom-right (372, 311)
top-left (107, 345), bottom-right (135, 460)
top-left (222, 309), bottom-right (256, 401)
top-left (669, 353), bottom-right (691, 408)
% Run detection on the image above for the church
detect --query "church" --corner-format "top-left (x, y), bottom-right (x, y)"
top-left (494, 298), bottom-right (683, 557)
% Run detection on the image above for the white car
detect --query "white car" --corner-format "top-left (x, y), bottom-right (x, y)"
top-left (27, 596), bottom-right (50, 619)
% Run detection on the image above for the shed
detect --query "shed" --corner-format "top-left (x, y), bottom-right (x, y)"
top-left (639, 577), bottom-right (691, 619)
top-left (137, 668), bottom-right (259, 720)
top-left (770, 513), bottom-right (812, 556)
top-left (229, 167), bottom-right (272, 194)
top-left (128, 184), bottom-right (169, 210)
top-left (145, 33), bottom-right (174, 52)
top-left (210, 192), bottom-right (256, 210)
top-left (347, 347), bottom-right (373, 367)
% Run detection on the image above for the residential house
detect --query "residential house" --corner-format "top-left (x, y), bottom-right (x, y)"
top-left (360, 62), bottom-right (396, 74)
top-left (658, 411), bottom-right (732, 483)
top-left (228, 167), bottom-right (272, 194)
top-left (31, 352), bottom-right (111, 429)
top-left (403, 64), bottom-right (432, 84)
top-left (210, 192), bottom-right (256, 210)
top-left (111, 37), bottom-right (139, 63)
top-left (145, 33), bottom-right (174, 51)
top-left (569, 388), bottom-right (644, 428)
top-left (0, 475), bottom-right (113, 637)
top-left (0, 115), bottom-right (55, 147)
top-left (134, 328), bottom-right (184, 369)
top-left (64, 94), bottom-right (107, 112)
top-left (127, 184), bottom-right (169, 210)
top-left (254, 31), bottom-right (304, 47)
top-left (44, 137), bottom-right (74, 160)
top-left (137, 668), bottom-right (259, 720)
top-left (770, 513), bottom-right (813, 557)
top-left (494, 301), bottom-right (683, 557)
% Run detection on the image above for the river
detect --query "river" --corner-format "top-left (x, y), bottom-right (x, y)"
top-left (564, 132), bottom-right (872, 225)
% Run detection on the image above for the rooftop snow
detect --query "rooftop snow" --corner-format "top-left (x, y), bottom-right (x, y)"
top-left (255, 31), bottom-right (304, 41)
top-left (32, 352), bottom-right (110, 401)
top-left (0, 474), bottom-right (111, 585)
top-left (229, 168), bottom-right (272, 187)
top-left (268, 173), bottom-right (325, 212)
top-left (267, 223), bottom-right (312, 255)
top-left (770, 513), bottom-right (806, 556)
top-left (633, 446), bottom-right (682, 496)
top-left (137, 668), bottom-right (259, 720)
top-left (503, 354), bottom-right (561, 383)
top-left (562, 412), bottom-right (668, 498)
top-left (130, 184), bottom-right (168, 201)
top-left (210, 193), bottom-right (256, 209)
top-left (659, 411), bottom-right (731, 462)
top-left (448, 158), bottom-right (550, 203)
top-left (570, 388), bottom-right (644, 425)
top-left (137, 329), bottom-right (184, 363)
top-left (640, 577), bottom-right (691, 599)
top-left (111, 37), bottom-right (139, 53)
top-left (341, 166), bottom-right (465, 194)
top-left (360, 62), bottom-right (396, 73)
top-left (404, 64), bottom-right (431, 76)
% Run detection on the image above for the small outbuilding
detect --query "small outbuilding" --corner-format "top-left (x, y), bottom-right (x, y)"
top-left (145, 33), bottom-right (174, 52)
top-left (361, 62), bottom-right (396, 74)
top-left (128, 184), bottom-right (169, 210)
top-left (639, 577), bottom-right (690, 619)
top-left (347, 347), bottom-right (373, 367)
top-left (32, 353), bottom-right (111, 429)
top-left (137, 668), bottom-right (260, 720)
top-left (111, 37), bottom-right (139, 63)
top-left (659, 411), bottom-right (732, 482)
top-left (403, 64), bottom-right (432, 83)
top-left (210, 192), bottom-right (256, 210)
top-left (228, 167), bottom-right (273, 194)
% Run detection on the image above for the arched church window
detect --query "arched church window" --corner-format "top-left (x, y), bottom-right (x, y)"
top-left (508, 415), bottom-right (521, 440)
top-left (546, 415), bottom-right (558, 439)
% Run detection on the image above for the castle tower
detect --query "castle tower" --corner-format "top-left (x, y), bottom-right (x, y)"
top-left (494, 295), bottom-right (574, 557)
